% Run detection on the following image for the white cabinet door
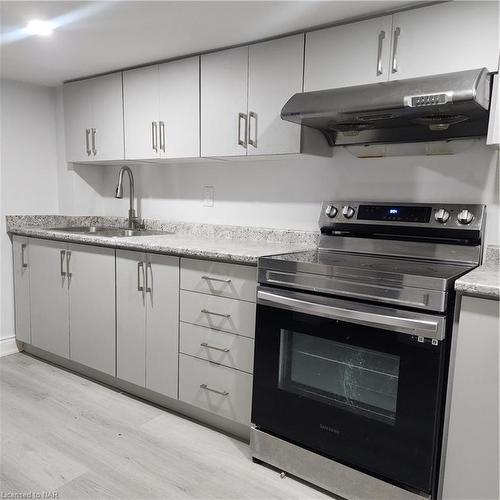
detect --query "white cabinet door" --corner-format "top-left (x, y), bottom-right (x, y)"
top-left (91, 73), bottom-right (124, 161)
top-left (116, 250), bottom-right (147, 386)
top-left (487, 73), bottom-right (499, 147)
top-left (201, 46), bottom-right (249, 157)
top-left (304, 16), bottom-right (393, 91)
top-left (68, 244), bottom-right (115, 375)
top-left (159, 57), bottom-right (200, 159)
top-left (29, 239), bottom-right (69, 358)
top-left (123, 66), bottom-right (160, 160)
top-left (12, 236), bottom-right (30, 343)
top-left (145, 253), bottom-right (179, 398)
top-left (247, 35), bottom-right (304, 156)
top-left (63, 79), bottom-right (93, 163)
top-left (442, 296), bottom-right (499, 500)
top-left (391, 2), bottom-right (500, 80)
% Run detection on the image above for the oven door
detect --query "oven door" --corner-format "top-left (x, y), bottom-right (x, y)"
top-left (252, 286), bottom-right (447, 495)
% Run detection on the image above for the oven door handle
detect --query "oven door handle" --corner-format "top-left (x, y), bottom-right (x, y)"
top-left (257, 289), bottom-right (445, 341)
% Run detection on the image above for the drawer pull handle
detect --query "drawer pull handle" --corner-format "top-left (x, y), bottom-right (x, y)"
top-left (200, 383), bottom-right (229, 397)
top-left (200, 342), bottom-right (230, 353)
top-left (201, 308), bottom-right (231, 319)
top-left (201, 275), bottom-right (232, 284)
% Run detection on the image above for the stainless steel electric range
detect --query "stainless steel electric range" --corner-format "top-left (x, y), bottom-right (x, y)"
top-left (251, 201), bottom-right (485, 500)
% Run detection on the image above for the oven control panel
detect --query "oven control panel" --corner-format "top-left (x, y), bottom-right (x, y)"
top-left (320, 201), bottom-right (485, 232)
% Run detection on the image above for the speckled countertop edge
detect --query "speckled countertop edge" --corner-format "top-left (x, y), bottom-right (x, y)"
top-left (6, 215), bottom-right (319, 265)
top-left (455, 245), bottom-right (500, 300)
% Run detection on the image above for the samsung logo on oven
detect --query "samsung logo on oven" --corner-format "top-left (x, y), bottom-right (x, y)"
top-left (319, 423), bottom-right (340, 435)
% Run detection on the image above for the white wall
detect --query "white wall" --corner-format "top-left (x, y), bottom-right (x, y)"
top-left (55, 82), bottom-right (499, 246)
top-left (0, 79), bottom-right (60, 341)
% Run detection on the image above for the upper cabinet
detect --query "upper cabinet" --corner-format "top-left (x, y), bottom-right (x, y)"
top-left (201, 46), bottom-right (249, 157)
top-left (390, 1), bottom-right (499, 81)
top-left (201, 34), bottom-right (305, 157)
top-left (487, 73), bottom-right (499, 147)
top-left (247, 35), bottom-right (304, 156)
top-left (63, 1), bottom-right (499, 162)
top-left (305, 2), bottom-right (499, 91)
top-left (63, 73), bottom-right (124, 163)
top-left (123, 56), bottom-right (200, 160)
top-left (305, 16), bottom-right (393, 91)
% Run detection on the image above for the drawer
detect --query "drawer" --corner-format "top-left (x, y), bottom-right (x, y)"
top-left (181, 258), bottom-right (257, 302)
top-left (180, 322), bottom-right (254, 374)
top-left (179, 354), bottom-right (253, 425)
top-left (180, 290), bottom-right (256, 338)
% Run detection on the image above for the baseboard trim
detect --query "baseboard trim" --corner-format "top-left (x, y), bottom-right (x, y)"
top-left (0, 336), bottom-right (21, 357)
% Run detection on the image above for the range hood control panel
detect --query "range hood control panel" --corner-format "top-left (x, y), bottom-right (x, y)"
top-left (405, 92), bottom-right (452, 107)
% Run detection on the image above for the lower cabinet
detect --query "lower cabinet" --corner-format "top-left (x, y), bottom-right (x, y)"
top-left (68, 244), bottom-right (115, 375)
top-left (179, 257), bottom-right (256, 425)
top-left (12, 235), bottom-right (31, 344)
top-left (179, 353), bottom-right (253, 425)
top-left (14, 237), bottom-right (255, 430)
top-left (442, 295), bottom-right (499, 500)
top-left (180, 322), bottom-right (254, 374)
top-left (116, 250), bottom-right (179, 399)
top-left (29, 239), bottom-right (70, 358)
top-left (29, 238), bottom-right (115, 374)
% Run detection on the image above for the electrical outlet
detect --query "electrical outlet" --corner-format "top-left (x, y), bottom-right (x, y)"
top-left (203, 186), bottom-right (214, 207)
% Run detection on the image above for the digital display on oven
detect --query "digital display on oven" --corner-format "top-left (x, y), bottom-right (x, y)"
top-left (357, 205), bottom-right (432, 223)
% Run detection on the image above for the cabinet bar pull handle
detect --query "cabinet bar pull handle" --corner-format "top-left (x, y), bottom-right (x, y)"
top-left (248, 111), bottom-right (257, 148)
top-left (391, 27), bottom-right (401, 74)
top-left (60, 250), bottom-right (66, 278)
top-left (238, 112), bottom-right (247, 148)
top-left (66, 250), bottom-right (72, 278)
top-left (200, 342), bottom-right (230, 353)
top-left (137, 261), bottom-right (144, 291)
top-left (376, 30), bottom-right (385, 76)
top-left (159, 121), bottom-right (165, 152)
top-left (85, 129), bottom-right (91, 156)
top-left (201, 308), bottom-right (231, 318)
top-left (21, 243), bottom-right (28, 268)
top-left (91, 128), bottom-right (97, 156)
top-left (146, 261), bottom-right (152, 293)
top-left (152, 122), bottom-right (158, 152)
top-left (201, 275), bottom-right (232, 284)
top-left (200, 384), bottom-right (229, 396)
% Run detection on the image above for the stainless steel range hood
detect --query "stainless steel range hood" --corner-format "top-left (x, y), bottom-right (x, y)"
top-left (281, 68), bottom-right (492, 146)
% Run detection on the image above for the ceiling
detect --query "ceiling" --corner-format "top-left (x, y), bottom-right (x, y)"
top-left (1, 1), bottom-right (425, 87)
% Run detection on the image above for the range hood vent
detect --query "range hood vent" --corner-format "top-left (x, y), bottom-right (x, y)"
top-left (281, 68), bottom-right (492, 146)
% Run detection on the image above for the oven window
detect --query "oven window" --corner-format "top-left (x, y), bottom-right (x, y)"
top-left (278, 330), bottom-right (400, 424)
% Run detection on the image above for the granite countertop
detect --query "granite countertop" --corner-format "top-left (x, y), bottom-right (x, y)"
top-left (6, 215), bottom-right (319, 265)
top-left (455, 245), bottom-right (500, 300)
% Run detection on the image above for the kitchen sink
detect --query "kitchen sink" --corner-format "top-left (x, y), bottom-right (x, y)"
top-left (48, 226), bottom-right (172, 237)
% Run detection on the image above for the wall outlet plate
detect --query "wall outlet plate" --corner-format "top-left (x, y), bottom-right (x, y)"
top-left (203, 186), bottom-right (214, 207)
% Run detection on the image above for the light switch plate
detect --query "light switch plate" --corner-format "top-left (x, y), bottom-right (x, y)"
top-left (203, 186), bottom-right (214, 207)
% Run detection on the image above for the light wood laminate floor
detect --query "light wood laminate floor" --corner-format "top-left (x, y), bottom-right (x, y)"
top-left (0, 353), bottom-right (330, 499)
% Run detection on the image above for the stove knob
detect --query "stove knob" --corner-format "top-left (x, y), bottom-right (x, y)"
top-left (434, 208), bottom-right (450, 223)
top-left (325, 205), bottom-right (338, 218)
top-left (342, 206), bottom-right (356, 219)
top-left (457, 209), bottom-right (474, 225)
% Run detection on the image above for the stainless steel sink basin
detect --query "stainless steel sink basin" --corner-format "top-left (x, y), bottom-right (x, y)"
top-left (48, 226), bottom-right (111, 233)
top-left (48, 226), bottom-right (172, 237)
top-left (97, 229), bottom-right (171, 237)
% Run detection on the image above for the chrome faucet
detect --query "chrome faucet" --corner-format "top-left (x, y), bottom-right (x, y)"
top-left (114, 166), bottom-right (142, 229)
